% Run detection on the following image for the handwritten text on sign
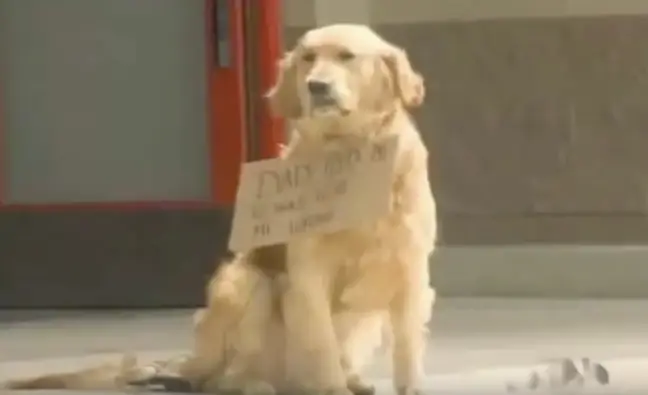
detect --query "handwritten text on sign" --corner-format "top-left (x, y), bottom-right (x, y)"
top-left (228, 136), bottom-right (399, 252)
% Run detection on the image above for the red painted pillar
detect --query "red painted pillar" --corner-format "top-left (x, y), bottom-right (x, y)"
top-left (206, 0), bottom-right (248, 205)
top-left (256, 0), bottom-right (285, 159)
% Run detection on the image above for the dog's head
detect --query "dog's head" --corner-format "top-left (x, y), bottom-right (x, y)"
top-left (267, 24), bottom-right (425, 120)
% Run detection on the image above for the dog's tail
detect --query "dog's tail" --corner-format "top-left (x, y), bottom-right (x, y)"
top-left (3, 354), bottom-right (156, 390)
top-left (4, 374), bottom-right (70, 390)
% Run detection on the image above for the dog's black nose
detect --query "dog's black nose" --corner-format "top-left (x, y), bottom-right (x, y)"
top-left (307, 80), bottom-right (330, 95)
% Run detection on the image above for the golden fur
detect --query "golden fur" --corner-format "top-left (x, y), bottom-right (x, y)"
top-left (3, 24), bottom-right (437, 395)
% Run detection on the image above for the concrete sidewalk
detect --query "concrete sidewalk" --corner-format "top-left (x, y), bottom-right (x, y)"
top-left (2, 298), bottom-right (648, 392)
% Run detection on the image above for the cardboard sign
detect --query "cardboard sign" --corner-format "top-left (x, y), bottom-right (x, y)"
top-left (228, 136), bottom-right (399, 252)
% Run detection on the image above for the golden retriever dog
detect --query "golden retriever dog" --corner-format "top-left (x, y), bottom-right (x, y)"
top-left (267, 23), bottom-right (436, 395)
top-left (3, 23), bottom-right (436, 395)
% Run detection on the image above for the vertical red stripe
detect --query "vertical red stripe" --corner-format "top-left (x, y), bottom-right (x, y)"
top-left (0, 81), bottom-right (4, 205)
top-left (257, 0), bottom-right (284, 159)
top-left (206, 0), bottom-right (247, 205)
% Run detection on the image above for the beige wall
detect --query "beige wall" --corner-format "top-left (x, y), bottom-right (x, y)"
top-left (283, 0), bottom-right (648, 27)
top-left (279, 0), bottom-right (648, 298)
top-left (280, 0), bottom-right (648, 247)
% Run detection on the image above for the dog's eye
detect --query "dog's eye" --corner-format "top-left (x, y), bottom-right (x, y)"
top-left (302, 52), bottom-right (316, 62)
top-left (337, 50), bottom-right (356, 61)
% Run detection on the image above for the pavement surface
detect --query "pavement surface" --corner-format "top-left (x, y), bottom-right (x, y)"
top-left (2, 298), bottom-right (648, 394)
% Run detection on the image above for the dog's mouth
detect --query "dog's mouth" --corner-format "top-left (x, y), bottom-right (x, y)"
top-left (310, 97), bottom-right (351, 117)
top-left (321, 132), bottom-right (352, 142)
top-left (311, 93), bottom-right (337, 106)
top-left (311, 95), bottom-right (338, 110)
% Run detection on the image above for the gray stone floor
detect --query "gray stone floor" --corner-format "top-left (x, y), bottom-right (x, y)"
top-left (2, 298), bottom-right (648, 393)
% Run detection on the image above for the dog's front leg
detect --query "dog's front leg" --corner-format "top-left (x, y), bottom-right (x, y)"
top-left (281, 261), bottom-right (349, 394)
top-left (389, 284), bottom-right (427, 395)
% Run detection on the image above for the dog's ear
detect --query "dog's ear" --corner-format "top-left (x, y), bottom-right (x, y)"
top-left (266, 51), bottom-right (301, 118)
top-left (382, 46), bottom-right (425, 108)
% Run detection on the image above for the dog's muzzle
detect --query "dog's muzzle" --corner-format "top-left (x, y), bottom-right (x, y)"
top-left (307, 80), bottom-right (330, 96)
top-left (307, 79), bottom-right (338, 109)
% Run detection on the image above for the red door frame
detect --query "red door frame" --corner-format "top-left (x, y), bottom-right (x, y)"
top-left (256, 0), bottom-right (284, 160)
top-left (207, 0), bottom-right (246, 206)
top-left (0, 0), bottom-right (282, 211)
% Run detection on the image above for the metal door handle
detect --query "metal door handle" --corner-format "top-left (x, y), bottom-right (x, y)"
top-left (213, 0), bottom-right (231, 68)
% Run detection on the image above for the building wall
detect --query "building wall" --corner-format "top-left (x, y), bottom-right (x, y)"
top-left (279, 0), bottom-right (648, 297)
top-left (281, 0), bottom-right (648, 246)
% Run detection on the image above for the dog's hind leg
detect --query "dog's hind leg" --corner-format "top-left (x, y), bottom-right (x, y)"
top-left (282, 280), bottom-right (349, 394)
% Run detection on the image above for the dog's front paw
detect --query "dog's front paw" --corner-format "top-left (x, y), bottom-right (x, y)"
top-left (242, 380), bottom-right (276, 395)
top-left (128, 375), bottom-right (195, 393)
top-left (347, 374), bottom-right (375, 395)
top-left (396, 387), bottom-right (422, 395)
top-left (321, 388), bottom-right (355, 395)
top-left (297, 387), bottom-right (353, 395)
